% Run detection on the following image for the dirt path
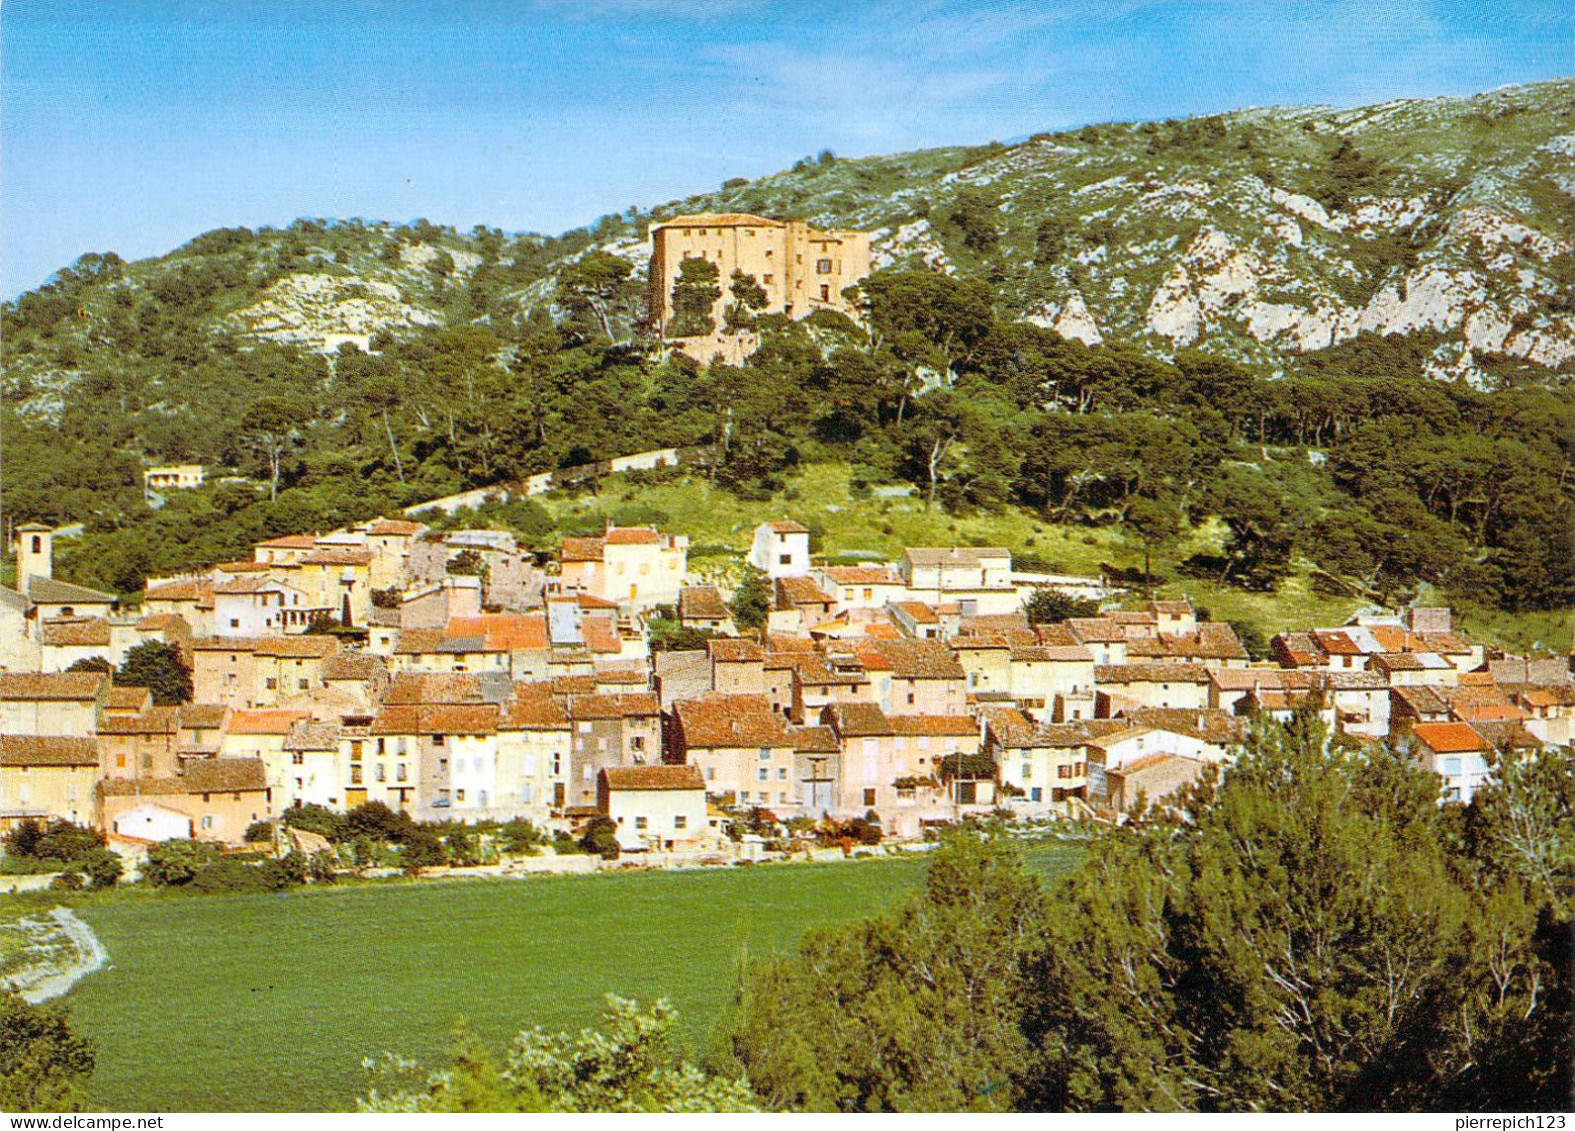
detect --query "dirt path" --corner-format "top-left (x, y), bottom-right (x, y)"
top-left (14, 907), bottom-right (108, 1003)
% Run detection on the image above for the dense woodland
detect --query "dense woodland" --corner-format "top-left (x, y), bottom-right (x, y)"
top-left (2, 219), bottom-right (1571, 614)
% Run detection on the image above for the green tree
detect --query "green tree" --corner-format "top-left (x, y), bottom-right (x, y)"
top-left (556, 251), bottom-right (638, 342)
top-left (1211, 468), bottom-right (1298, 590)
top-left (240, 396), bottom-right (306, 502)
top-left (728, 567), bottom-right (772, 632)
top-left (948, 188), bottom-right (1000, 253)
top-left (115, 640), bottom-right (192, 705)
top-left (728, 830), bottom-right (1046, 1111)
top-left (0, 994), bottom-right (95, 1110)
top-left (1123, 493), bottom-right (1182, 593)
top-left (724, 270), bottom-right (769, 331)
top-left (1024, 587), bottom-right (1099, 625)
top-left (667, 258), bottom-right (722, 338)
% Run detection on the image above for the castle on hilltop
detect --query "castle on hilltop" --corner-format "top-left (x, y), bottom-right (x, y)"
top-left (647, 213), bottom-right (872, 350)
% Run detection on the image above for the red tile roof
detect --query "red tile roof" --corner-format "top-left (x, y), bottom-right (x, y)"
top-left (301, 548), bottom-right (372, 567)
top-left (372, 704), bottom-right (500, 736)
top-left (605, 527), bottom-right (661, 546)
top-left (368, 519), bottom-right (423, 536)
top-left (227, 709), bottom-right (311, 735)
top-left (676, 694), bottom-right (791, 748)
top-left (560, 537), bottom-right (605, 562)
top-left (1413, 721), bottom-right (1487, 755)
top-left (0, 735), bottom-right (98, 766)
top-left (569, 693), bottom-right (660, 721)
top-left (600, 765), bottom-right (704, 791)
top-left (0, 672), bottom-right (109, 701)
top-left (447, 613), bottom-right (549, 652)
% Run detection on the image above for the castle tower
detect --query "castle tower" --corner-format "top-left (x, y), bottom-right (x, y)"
top-left (14, 522), bottom-right (52, 595)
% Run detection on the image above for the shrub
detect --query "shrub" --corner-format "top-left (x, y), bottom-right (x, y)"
top-left (497, 818), bottom-right (546, 855)
top-left (580, 817), bottom-right (620, 860)
top-left (49, 872), bottom-right (86, 892)
top-left (143, 839), bottom-right (222, 887)
top-left (243, 820), bottom-right (275, 844)
top-left (186, 859), bottom-right (263, 894)
top-left (78, 848), bottom-right (123, 889)
top-left (283, 803), bottom-right (349, 842)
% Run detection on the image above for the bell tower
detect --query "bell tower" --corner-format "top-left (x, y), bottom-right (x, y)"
top-left (14, 522), bottom-right (52, 595)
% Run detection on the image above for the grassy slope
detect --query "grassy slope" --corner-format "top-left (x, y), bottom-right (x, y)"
top-left (61, 843), bottom-right (1083, 1112)
top-left (538, 461), bottom-right (1566, 654)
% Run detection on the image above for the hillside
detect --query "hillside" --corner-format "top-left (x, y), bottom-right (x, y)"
top-left (5, 78), bottom-right (1573, 405)
top-left (1, 79), bottom-right (1571, 638)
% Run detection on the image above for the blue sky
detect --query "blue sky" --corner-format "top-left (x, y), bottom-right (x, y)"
top-left (3, 0), bottom-right (1571, 297)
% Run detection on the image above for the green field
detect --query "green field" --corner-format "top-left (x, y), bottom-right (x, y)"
top-left (56, 844), bottom-right (1083, 1112)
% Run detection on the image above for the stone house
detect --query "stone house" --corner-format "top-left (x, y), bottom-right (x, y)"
top-left (0, 672), bottom-right (109, 737)
top-left (597, 765), bottom-right (709, 853)
top-left (0, 735), bottom-right (99, 830)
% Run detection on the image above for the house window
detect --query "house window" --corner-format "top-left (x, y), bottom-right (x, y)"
top-left (1057, 764), bottom-right (1071, 780)
top-left (635, 816), bottom-right (648, 829)
top-left (116, 754), bottom-right (126, 768)
top-left (456, 789), bottom-right (466, 803)
top-left (758, 747), bottom-right (771, 759)
top-left (674, 815), bottom-right (687, 829)
top-left (230, 619), bottom-right (240, 629)
top-left (763, 273), bottom-right (774, 284)
top-left (706, 766), bottom-right (716, 780)
top-left (779, 553), bottom-right (792, 565)
top-left (1443, 757), bottom-right (1461, 776)
top-left (201, 816), bottom-right (214, 829)
top-left (1021, 763), bottom-right (1032, 780)
top-left (292, 753), bottom-right (305, 766)
top-left (433, 734), bottom-right (446, 746)
top-left (266, 678), bottom-right (278, 690)
top-left (820, 285), bottom-right (831, 301)
top-left (631, 736), bottom-right (645, 751)
top-left (863, 788), bottom-right (876, 806)
top-left (397, 764), bottom-right (407, 782)
top-left (778, 767), bottom-right (788, 780)
top-left (376, 764), bottom-right (386, 782)
top-left (297, 678), bottom-right (309, 691)
top-left (758, 768), bottom-right (768, 782)
top-left (1031, 787), bottom-right (1042, 802)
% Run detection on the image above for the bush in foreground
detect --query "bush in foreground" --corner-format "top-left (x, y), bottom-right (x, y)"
top-left (359, 996), bottom-right (757, 1112)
